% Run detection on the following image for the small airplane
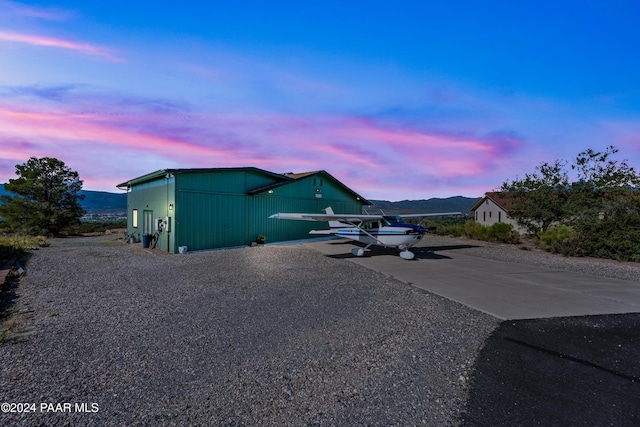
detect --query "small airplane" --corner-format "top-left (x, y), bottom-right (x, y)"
top-left (269, 207), bottom-right (461, 260)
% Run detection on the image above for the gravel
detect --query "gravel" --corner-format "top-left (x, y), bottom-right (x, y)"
top-left (426, 235), bottom-right (640, 282)
top-left (1, 236), bottom-right (498, 426)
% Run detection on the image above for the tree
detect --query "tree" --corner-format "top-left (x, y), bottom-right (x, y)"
top-left (501, 159), bottom-right (571, 233)
top-left (572, 145), bottom-right (640, 189)
top-left (501, 146), bottom-right (640, 260)
top-left (0, 157), bottom-right (85, 235)
top-left (568, 146), bottom-right (640, 221)
top-left (502, 147), bottom-right (640, 234)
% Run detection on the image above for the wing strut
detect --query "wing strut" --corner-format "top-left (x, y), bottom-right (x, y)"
top-left (341, 218), bottom-right (386, 257)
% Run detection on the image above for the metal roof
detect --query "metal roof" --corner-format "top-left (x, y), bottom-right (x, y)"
top-left (248, 169), bottom-right (371, 205)
top-left (116, 167), bottom-right (290, 190)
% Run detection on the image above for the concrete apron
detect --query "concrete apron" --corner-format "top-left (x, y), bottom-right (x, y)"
top-left (305, 238), bottom-right (640, 320)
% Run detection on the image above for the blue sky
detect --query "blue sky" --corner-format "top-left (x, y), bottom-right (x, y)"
top-left (1, 0), bottom-right (639, 200)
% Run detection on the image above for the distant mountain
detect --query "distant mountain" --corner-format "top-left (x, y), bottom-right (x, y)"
top-left (367, 196), bottom-right (480, 215)
top-left (1, 183), bottom-right (477, 215)
top-left (1, 184), bottom-right (127, 211)
top-left (78, 190), bottom-right (127, 210)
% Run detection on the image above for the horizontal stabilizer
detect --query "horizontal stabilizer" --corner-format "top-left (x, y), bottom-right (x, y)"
top-left (269, 213), bottom-right (317, 221)
top-left (309, 229), bottom-right (334, 235)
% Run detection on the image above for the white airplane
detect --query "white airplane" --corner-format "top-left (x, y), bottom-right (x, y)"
top-left (269, 207), bottom-right (461, 260)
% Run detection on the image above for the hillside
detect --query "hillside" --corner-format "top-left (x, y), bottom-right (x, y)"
top-left (1, 184), bottom-right (127, 211)
top-left (78, 190), bottom-right (127, 210)
top-left (367, 196), bottom-right (479, 215)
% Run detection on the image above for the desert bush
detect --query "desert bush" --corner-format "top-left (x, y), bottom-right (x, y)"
top-left (464, 220), bottom-right (486, 240)
top-left (0, 234), bottom-right (49, 267)
top-left (63, 219), bottom-right (127, 235)
top-left (431, 217), bottom-right (466, 237)
top-left (464, 220), bottom-right (519, 244)
top-left (434, 223), bottom-right (465, 237)
top-left (536, 225), bottom-right (578, 255)
top-left (0, 235), bottom-right (49, 249)
top-left (486, 222), bottom-right (520, 244)
top-left (570, 197), bottom-right (640, 261)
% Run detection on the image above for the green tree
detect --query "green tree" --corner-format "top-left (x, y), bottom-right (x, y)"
top-left (502, 147), bottom-right (640, 235)
top-left (0, 157), bottom-right (85, 235)
top-left (501, 146), bottom-right (640, 260)
top-left (568, 146), bottom-right (640, 223)
top-left (572, 145), bottom-right (640, 189)
top-left (501, 159), bottom-right (571, 233)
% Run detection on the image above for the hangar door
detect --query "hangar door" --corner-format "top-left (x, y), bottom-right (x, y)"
top-left (178, 191), bottom-right (247, 251)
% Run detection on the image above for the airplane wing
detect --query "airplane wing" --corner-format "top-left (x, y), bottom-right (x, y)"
top-left (399, 212), bottom-right (462, 218)
top-left (268, 213), bottom-right (379, 222)
top-left (269, 211), bottom-right (462, 222)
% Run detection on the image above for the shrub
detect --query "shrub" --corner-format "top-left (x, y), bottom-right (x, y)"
top-left (464, 220), bottom-right (486, 240)
top-left (464, 220), bottom-right (519, 244)
top-left (536, 225), bottom-right (578, 255)
top-left (571, 202), bottom-right (640, 261)
top-left (433, 223), bottom-right (465, 237)
top-left (487, 222), bottom-right (520, 244)
top-left (63, 219), bottom-right (127, 235)
top-left (0, 234), bottom-right (49, 266)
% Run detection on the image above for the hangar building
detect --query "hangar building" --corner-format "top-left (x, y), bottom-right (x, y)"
top-left (116, 168), bottom-right (370, 253)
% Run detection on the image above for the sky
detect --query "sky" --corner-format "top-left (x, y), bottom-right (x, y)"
top-left (1, 1), bottom-right (639, 201)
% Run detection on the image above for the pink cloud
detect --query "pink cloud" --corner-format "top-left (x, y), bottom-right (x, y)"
top-left (0, 96), bottom-right (526, 198)
top-left (0, 30), bottom-right (123, 62)
top-left (0, 107), bottom-right (229, 160)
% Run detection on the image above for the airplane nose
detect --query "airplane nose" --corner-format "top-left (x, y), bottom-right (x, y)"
top-left (405, 225), bottom-right (428, 234)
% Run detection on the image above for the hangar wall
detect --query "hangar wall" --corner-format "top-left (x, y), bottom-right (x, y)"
top-left (121, 168), bottom-right (366, 253)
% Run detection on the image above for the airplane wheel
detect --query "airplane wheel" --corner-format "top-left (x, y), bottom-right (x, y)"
top-left (400, 250), bottom-right (415, 260)
top-left (351, 248), bottom-right (365, 257)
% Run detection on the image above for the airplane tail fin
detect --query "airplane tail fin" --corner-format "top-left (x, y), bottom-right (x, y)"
top-left (323, 207), bottom-right (350, 230)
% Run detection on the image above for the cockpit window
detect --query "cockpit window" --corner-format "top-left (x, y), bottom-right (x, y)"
top-left (382, 215), bottom-right (403, 225)
top-left (362, 221), bottom-right (380, 229)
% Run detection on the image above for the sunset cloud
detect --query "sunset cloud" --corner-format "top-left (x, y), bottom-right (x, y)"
top-left (0, 30), bottom-right (123, 62)
top-left (0, 91), bottom-right (530, 199)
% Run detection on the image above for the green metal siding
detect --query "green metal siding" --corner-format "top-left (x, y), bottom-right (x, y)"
top-left (176, 169), bottom-right (284, 194)
top-left (176, 190), bottom-right (247, 251)
top-left (248, 173), bottom-right (364, 243)
top-left (126, 175), bottom-right (175, 252)
top-left (172, 169), bottom-right (283, 251)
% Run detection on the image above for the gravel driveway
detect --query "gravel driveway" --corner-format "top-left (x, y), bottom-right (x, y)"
top-left (0, 236), bottom-right (497, 426)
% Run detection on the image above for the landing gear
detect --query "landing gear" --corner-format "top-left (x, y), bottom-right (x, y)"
top-left (351, 248), bottom-right (365, 257)
top-left (399, 250), bottom-right (415, 260)
top-left (351, 243), bottom-right (373, 257)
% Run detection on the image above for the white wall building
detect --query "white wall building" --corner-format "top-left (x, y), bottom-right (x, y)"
top-left (470, 192), bottom-right (527, 233)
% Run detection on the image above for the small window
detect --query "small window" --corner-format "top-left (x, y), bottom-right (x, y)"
top-left (499, 211), bottom-right (502, 222)
top-left (489, 211), bottom-right (492, 218)
top-left (132, 209), bottom-right (138, 228)
top-left (320, 179), bottom-right (323, 187)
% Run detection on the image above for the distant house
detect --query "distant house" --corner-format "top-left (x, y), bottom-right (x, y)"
top-left (116, 168), bottom-right (370, 253)
top-left (469, 192), bottom-right (526, 233)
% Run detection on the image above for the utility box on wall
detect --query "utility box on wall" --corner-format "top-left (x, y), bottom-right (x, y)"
top-left (117, 168), bottom-right (370, 253)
